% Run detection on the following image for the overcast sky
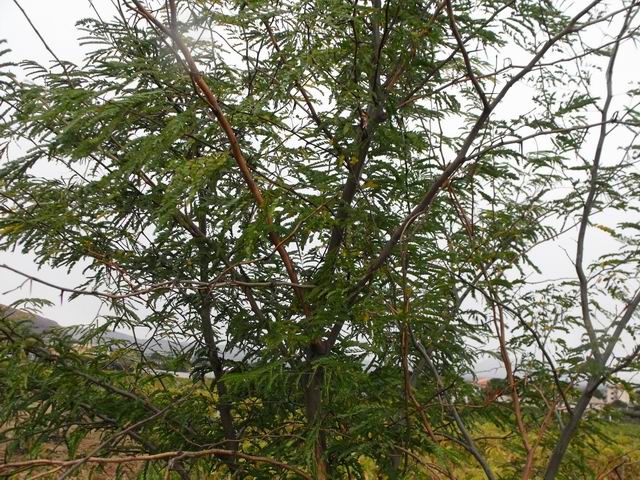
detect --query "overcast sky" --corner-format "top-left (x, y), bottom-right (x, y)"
top-left (0, 0), bottom-right (638, 372)
top-left (1, 0), bottom-right (109, 326)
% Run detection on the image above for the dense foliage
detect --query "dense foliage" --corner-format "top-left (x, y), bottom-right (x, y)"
top-left (1, 0), bottom-right (640, 478)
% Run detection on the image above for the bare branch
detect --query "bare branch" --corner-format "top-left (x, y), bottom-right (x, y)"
top-left (445, 0), bottom-right (489, 109)
top-left (0, 448), bottom-right (312, 480)
top-left (343, 0), bottom-right (605, 314)
top-left (0, 263), bottom-right (316, 301)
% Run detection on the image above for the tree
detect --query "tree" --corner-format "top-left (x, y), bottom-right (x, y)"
top-left (1, 0), bottom-right (640, 478)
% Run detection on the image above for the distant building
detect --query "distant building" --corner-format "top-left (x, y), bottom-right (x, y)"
top-left (582, 383), bottom-right (630, 411)
top-left (472, 377), bottom-right (491, 389)
top-left (471, 376), bottom-right (631, 410)
top-left (604, 384), bottom-right (630, 405)
top-left (472, 377), bottom-right (512, 403)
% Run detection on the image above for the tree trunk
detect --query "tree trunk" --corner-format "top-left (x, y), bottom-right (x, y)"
top-left (544, 377), bottom-right (601, 479)
top-left (304, 352), bottom-right (329, 480)
top-left (197, 201), bottom-right (238, 468)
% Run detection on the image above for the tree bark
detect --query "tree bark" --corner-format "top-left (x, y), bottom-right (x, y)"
top-left (543, 377), bottom-right (601, 480)
top-left (197, 201), bottom-right (238, 469)
top-left (304, 362), bottom-right (329, 479)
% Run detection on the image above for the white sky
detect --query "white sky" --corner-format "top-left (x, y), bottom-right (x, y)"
top-left (1, 0), bottom-right (108, 326)
top-left (0, 0), bottom-right (638, 381)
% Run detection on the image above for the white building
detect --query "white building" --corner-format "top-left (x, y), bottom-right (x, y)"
top-left (604, 384), bottom-right (630, 405)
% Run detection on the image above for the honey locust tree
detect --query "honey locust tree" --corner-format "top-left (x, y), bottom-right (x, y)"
top-left (1, 0), bottom-right (640, 478)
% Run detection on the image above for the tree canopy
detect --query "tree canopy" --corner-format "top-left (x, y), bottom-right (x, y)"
top-left (1, 1), bottom-right (640, 479)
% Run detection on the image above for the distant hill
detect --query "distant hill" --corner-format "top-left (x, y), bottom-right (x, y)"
top-left (0, 304), bottom-right (61, 333)
top-left (1, 304), bottom-right (506, 376)
top-left (0, 304), bottom-right (177, 355)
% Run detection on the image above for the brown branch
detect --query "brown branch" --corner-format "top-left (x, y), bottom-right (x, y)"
top-left (494, 303), bottom-right (531, 454)
top-left (445, 183), bottom-right (532, 460)
top-left (498, 303), bottom-right (574, 416)
top-left (393, 445), bottom-right (451, 479)
top-left (130, 0), bottom-right (309, 316)
top-left (0, 448), bottom-right (312, 480)
top-left (522, 392), bottom-right (558, 480)
top-left (57, 390), bottom-right (196, 479)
